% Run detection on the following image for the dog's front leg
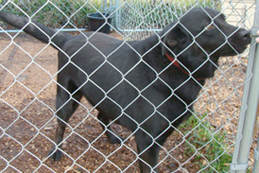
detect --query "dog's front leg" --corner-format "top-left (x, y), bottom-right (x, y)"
top-left (135, 132), bottom-right (160, 173)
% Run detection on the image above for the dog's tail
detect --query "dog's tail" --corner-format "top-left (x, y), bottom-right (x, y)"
top-left (0, 11), bottom-right (71, 49)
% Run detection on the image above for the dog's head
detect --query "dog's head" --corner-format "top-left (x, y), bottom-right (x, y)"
top-left (161, 7), bottom-right (251, 79)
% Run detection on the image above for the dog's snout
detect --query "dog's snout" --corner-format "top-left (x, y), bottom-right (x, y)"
top-left (229, 29), bottom-right (251, 45)
top-left (240, 29), bottom-right (251, 43)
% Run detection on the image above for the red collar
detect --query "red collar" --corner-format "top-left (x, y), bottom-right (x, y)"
top-left (165, 53), bottom-right (203, 82)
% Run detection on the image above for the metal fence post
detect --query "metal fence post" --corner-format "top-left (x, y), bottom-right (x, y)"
top-left (231, 0), bottom-right (259, 172)
top-left (253, 134), bottom-right (259, 172)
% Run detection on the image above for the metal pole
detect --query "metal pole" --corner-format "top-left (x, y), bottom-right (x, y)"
top-left (231, 0), bottom-right (259, 172)
top-left (115, 0), bottom-right (119, 30)
top-left (253, 131), bottom-right (259, 172)
top-left (103, 0), bottom-right (108, 12)
top-left (252, 3), bottom-right (259, 171)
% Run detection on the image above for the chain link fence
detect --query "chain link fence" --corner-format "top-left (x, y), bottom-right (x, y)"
top-left (115, 0), bottom-right (221, 40)
top-left (0, 0), bottom-right (258, 173)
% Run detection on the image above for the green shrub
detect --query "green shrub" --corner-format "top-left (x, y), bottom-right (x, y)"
top-left (1, 0), bottom-right (221, 29)
top-left (2, 0), bottom-right (102, 28)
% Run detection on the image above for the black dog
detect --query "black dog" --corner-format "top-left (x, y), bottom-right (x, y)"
top-left (0, 7), bottom-right (250, 172)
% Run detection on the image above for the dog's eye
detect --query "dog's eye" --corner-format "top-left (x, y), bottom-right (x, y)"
top-left (205, 23), bottom-right (214, 30)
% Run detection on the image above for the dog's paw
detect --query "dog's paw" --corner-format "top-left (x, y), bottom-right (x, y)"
top-left (49, 149), bottom-right (63, 161)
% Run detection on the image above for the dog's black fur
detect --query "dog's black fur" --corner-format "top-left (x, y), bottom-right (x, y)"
top-left (0, 8), bottom-right (250, 172)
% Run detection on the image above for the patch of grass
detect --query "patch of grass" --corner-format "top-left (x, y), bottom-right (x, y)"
top-left (178, 114), bottom-right (232, 172)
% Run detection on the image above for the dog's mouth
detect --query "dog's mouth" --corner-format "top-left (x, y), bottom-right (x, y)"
top-left (217, 42), bottom-right (249, 57)
top-left (223, 45), bottom-right (248, 56)
top-left (218, 28), bottom-right (251, 57)
top-left (236, 46), bottom-right (249, 54)
top-left (226, 30), bottom-right (251, 56)
top-left (194, 42), bottom-right (249, 79)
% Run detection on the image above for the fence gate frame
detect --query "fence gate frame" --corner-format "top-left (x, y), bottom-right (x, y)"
top-left (230, 0), bottom-right (259, 172)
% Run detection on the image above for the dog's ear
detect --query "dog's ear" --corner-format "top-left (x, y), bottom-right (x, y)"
top-left (161, 25), bottom-right (189, 55)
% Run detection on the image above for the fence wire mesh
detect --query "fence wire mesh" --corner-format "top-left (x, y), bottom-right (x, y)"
top-left (116, 0), bottom-right (254, 40)
top-left (0, 0), bottom-right (257, 173)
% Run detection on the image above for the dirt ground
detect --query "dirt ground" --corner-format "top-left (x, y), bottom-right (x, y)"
top-left (0, 31), bottom-right (255, 173)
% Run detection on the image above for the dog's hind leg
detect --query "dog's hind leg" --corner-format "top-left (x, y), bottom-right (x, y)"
top-left (49, 81), bottom-right (82, 161)
top-left (97, 113), bottom-right (123, 144)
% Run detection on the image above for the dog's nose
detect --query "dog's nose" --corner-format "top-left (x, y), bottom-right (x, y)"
top-left (240, 29), bottom-right (251, 43)
top-left (229, 29), bottom-right (251, 45)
